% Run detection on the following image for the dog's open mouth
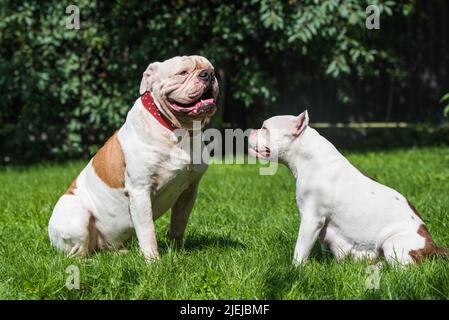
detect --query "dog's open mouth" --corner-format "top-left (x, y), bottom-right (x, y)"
top-left (248, 145), bottom-right (271, 158)
top-left (169, 89), bottom-right (216, 116)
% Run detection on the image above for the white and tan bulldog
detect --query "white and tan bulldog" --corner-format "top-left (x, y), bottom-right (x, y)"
top-left (49, 55), bottom-right (219, 261)
top-left (249, 111), bottom-right (448, 265)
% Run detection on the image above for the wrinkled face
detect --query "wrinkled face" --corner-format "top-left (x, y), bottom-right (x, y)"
top-left (140, 55), bottom-right (219, 127)
top-left (248, 111), bottom-right (309, 163)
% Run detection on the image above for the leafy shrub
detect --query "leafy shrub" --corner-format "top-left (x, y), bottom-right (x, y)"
top-left (2, 0), bottom-right (439, 163)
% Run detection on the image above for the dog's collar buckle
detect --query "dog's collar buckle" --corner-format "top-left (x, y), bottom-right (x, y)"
top-left (140, 92), bottom-right (178, 131)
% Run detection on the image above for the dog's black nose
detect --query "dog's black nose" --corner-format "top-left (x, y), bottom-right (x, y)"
top-left (198, 69), bottom-right (212, 82)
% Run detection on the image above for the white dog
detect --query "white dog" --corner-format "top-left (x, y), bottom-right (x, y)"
top-left (48, 55), bottom-right (219, 261)
top-left (249, 111), bottom-right (448, 265)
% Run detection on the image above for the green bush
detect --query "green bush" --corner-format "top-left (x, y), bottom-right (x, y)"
top-left (0, 0), bottom-right (424, 163)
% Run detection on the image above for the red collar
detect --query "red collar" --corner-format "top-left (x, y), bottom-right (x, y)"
top-left (140, 92), bottom-right (178, 131)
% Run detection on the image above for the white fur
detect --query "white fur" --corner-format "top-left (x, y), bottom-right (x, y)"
top-left (249, 112), bottom-right (427, 266)
top-left (48, 56), bottom-right (214, 261)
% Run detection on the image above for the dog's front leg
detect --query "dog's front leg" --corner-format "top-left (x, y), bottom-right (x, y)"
top-left (293, 213), bottom-right (325, 266)
top-left (128, 187), bottom-right (159, 261)
top-left (169, 182), bottom-right (199, 248)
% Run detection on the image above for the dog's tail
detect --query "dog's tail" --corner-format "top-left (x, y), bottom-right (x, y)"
top-left (435, 246), bottom-right (449, 258)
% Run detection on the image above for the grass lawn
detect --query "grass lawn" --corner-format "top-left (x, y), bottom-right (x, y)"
top-left (0, 146), bottom-right (449, 299)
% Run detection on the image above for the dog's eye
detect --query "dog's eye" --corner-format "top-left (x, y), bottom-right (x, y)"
top-left (178, 70), bottom-right (189, 76)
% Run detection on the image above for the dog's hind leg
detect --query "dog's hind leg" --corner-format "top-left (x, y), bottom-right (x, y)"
top-left (381, 234), bottom-right (421, 266)
top-left (48, 194), bottom-right (93, 256)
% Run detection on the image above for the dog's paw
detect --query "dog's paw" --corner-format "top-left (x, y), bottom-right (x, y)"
top-left (292, 258), bottom-right (306, 267)
top-left (145, 254), bottom-right (160, 263)
top-left (143, 250), bottom-right (160, 263)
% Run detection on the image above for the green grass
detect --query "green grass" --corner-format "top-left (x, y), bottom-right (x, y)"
top-left (1, 146), bottom-right (449, 299)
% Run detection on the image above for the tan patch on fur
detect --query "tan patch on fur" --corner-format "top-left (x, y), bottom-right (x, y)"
top-left (88, 216), bottom-right (106, 251)
top-left (92, 131), bottom-right (125, 188)
top-left (65, 178), bottom-right (77, 195)
top-left (409, 224), bottom-right (437, 262)
top-left (195, 62), bottom-right (210, 71)
top-left (193, 57), bottom-right (212, 72)
top-left (406, 201), bottom-right (441, 262)
top-left (400, 200), bottom-right (449, 262)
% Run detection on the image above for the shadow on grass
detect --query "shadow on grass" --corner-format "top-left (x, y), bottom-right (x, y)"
top-left (73, 233), bottom-right (245, 258)
top-left (261, 236), bottom-right (334, 299)
top-left (182, 234), bottom-right (245, 252)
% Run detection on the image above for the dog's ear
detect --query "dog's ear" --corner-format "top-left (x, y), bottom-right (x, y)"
top-left (139, 62), bottom-right (160, 95)
top-left (291, 110), bottom-right (309, 137)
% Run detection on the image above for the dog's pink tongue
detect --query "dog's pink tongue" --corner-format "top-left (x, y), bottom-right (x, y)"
top-left (171, 98), bottom-right (215, 113)
top-left (197, 98), bottom-right (214, 107)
